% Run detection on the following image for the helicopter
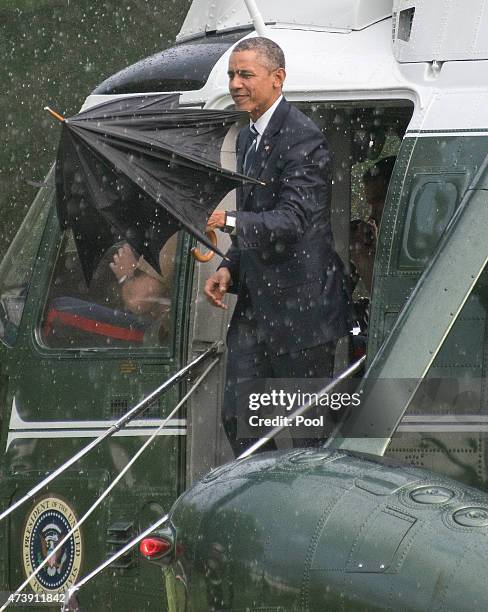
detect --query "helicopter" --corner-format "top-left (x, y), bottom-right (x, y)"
top-left (1, 0), bottom-right (487, 610)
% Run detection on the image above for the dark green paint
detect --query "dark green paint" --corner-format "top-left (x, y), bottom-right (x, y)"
top-left (167, 449), bottom-right (488, 611)
top-left (363, 135), bottom-right (488, 482)
top-left (0, 176), bottom-right (195, 608)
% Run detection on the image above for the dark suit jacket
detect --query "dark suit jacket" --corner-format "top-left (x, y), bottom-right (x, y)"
top-left (220, 98), bottom-right (350, 354)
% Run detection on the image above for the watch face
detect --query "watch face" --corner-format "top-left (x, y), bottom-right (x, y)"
top-left (224, 212), bottom-right (236, 233)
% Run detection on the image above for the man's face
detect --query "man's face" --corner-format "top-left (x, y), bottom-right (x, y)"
top-left (228, 50), bottom-right (285, 121)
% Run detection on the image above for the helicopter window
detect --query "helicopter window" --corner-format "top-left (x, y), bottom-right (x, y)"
top-left (0, 172), bottom-right (53, 347)
top-left (40, 231), bottom-right (179, 350)
top-left (398, 175), bottom-right (462, 269)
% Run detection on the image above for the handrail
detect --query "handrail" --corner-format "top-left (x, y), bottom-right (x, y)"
top-left (49, 357), bottom-right (368, 608)
top-left (238, 355), bottom-right (366, 459)
top-left (0, 342), bottom-right (221, 525)
top-left (243, 0), bottom-right (269, 36)
top-left (1, 358), bottom-right (220, 612)
top-left (57, 357), bottom-right (367, 607)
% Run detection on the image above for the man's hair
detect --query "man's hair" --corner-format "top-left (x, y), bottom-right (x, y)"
top-left (232, 37), bottom-right (286, 71)
top-left (363, 156), bottom-right (396, 186)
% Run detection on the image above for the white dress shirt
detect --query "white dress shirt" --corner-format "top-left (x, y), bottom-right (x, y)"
top-left (250, 94), bottom-right (283, 149)
top-left (226, 95), bottom-right (283, 236)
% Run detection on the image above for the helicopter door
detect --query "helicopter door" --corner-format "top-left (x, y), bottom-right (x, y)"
top-left (295, 100), bottom-right (414, 364)
top-left (183, 99), bottom-right (416, 477)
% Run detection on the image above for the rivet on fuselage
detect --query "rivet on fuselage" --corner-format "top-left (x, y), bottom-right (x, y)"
top-left (453, 507), bottom-right (488, 527)
top-left (409, 485), bottom-right (455, 504)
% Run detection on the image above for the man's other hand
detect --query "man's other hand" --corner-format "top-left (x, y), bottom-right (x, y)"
top-left (206, 211), bottom-right (226, 230)
top-left (204, 268), bottom-right (231, 309)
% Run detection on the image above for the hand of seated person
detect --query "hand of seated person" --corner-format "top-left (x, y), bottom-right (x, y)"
top-left (109, 244), bottom-right (139, 283)
top-left (120, 274), bottom-right (168, 318)
top-left (108, 241), bottom-right (174, 345)
top-left (109, 243), bottom-right (166, 319)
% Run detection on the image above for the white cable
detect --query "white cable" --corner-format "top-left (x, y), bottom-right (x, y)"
top-left (0, 358), bottom-right (219, 612)
top-left (238, 356), bottom-right (366, 459)
top-left (0, 342), bottom-right (219, 525)
top-left (62, 512), bottom-right (171, 611)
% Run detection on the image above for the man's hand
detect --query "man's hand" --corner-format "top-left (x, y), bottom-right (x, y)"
top-left (204, 267), bottom-right (231, 309)
top-left (206, 211), bottom-right (226, 230)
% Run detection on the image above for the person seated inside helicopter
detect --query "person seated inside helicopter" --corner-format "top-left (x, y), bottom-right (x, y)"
top-left (349, 156), bottom-right (396, 362)
top-left (108, 235), bottom-right (178, 345)
top-left (42, 232), bottom-right (177, 349)
top-left (350, 155), bottom-right (396, 296)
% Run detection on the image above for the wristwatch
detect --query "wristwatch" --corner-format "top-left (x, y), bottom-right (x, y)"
top-left (222, 211), bottom-right (237, 235)
top-left (118, 273), bottom-right (135, 285)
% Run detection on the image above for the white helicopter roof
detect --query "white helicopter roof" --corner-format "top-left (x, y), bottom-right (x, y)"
top-left (393, 0), bottom-right (488, 63)
top-left (177, 0), bottom-right (393, 41)
top-left (180, 17), bottom-right (488, 132)
top-left (84, 1), bottom-right (488, 132)
top-left (183, 20), bottom-right (411, 108)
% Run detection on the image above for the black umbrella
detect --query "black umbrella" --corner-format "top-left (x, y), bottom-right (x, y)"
top-left (47, 94), bottom-right (260, 283)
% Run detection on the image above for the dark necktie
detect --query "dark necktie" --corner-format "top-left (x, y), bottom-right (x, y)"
top-left (243, 124), bottom-right (259, 174)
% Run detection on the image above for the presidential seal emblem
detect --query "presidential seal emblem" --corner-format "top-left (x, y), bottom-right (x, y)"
top-left (22, 497), bottom-right (82, 593)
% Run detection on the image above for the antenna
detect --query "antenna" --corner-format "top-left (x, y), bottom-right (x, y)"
top-left (243, 0), bottom-right (268, 36)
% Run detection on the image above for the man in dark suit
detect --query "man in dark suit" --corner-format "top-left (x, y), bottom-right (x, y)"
top-left (205, 37), bottom-right (350, 456)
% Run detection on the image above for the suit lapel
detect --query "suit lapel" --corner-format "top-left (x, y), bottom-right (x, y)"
top-left (236, 127), bottom-right (247, 176)
top-left (240, 98), bottom-right (291, 209)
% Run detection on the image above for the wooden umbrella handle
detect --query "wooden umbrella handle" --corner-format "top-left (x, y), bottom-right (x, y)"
top-left (44, 106), bottom-right (66, 122)
top-left (192, 230), bottom-right (217, 262)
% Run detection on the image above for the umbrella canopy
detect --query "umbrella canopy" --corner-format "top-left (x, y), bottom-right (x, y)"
top-left (51, 94), bottom-right (259, 283)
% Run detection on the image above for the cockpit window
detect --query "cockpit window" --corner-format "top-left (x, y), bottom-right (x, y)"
top-left (40, 230), bottom-right (179, 350)
top-left (0, 172), bottom-right (53, 347)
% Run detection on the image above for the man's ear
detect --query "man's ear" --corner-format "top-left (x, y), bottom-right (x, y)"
top-left (274, 67), bottom-right (286, 89)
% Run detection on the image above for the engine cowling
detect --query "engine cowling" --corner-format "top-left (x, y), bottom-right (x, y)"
top-left (163, 449), bottom-right (488, 611)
